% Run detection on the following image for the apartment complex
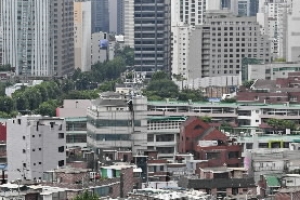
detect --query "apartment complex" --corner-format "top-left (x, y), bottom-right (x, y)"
top-left (134, 0), bottom-right (171, 75)
top-left (186, 11), bottom-right (270, 79)
top-left (257, 0), bottom-right (289, 59)
top-left (1, 0), bottom-right (74, 77)
top-left (124, 0), bottom-right (134, 48)
top-left (171, 0), bottom-right (207, 79)
top-left (7, 116), bottom-right (66, 182)
top-left (87, 92), bottom-right (147, 154)
top-left (74, 0), bottom-right (91, 72)
top-left (287, 0), bottom-right (300, 62)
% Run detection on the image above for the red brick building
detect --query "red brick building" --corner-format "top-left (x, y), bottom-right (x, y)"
top-left (179, 117), bottom-right (242, 167)
top-left (0, 122), bottom-right (6, 164)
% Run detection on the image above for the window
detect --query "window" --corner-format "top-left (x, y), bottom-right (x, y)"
top-left (23, 163), bottom-right (26, 167)
top-left (58, 160), bottom-right (64, 167)
top-left (228, 151), bottom-right (239, 159)
top-left (206, 152), bottom-right (220, 159)
top-left (58, 133), bottom-right (64, 139)
top-left (23, 136), bottom-right (25, 140)
top-left (39, 162), bottom-right (42, 165)
top-left (58, 146), bottom-right (65, 153)
top-left (23, 149), bottom-right (26, 153)
top-left (32, 135), bottom-right (35, 138)
top-left (39, 148), bottom-right (42, 151)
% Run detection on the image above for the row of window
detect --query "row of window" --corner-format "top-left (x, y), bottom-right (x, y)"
top-left (88, 118), bottom-right (141, 127)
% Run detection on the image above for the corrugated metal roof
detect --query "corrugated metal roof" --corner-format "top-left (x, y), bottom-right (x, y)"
top-left (265, 175), bottom-right (281, 187)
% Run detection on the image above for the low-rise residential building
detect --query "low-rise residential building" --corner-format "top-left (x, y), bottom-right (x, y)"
top-left (7, 115), bottom-right (66, 182)
top-left (147, 116), bottom-right (186, 159)
top-left (245, 62), bottom-right (300, 81)
top-left (179, 167), bottom-right (256, 199)
top-left (179, 117), bottom-right (242, 167)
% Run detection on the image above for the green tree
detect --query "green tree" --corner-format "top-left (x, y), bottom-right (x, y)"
top-left (37, 100), bottom-right (59, 117)
top-left (152, 71), bottom-right (169, 81)
top-left (200, 116), bottom-right (212, 123)
top-left (146, 79), bottom-right (179, 98)
top-left (173, 73), bottom-right (186, 90)
top-left (98, 80), bottom-right (116, 92)
top-left (0, 96), bottom-right (14, 113)
top-left (242, 80), bottom-right (254, 89)
top-left (74, 191), bottom-right (99, 200)
top-left (13, 93), bottom-right (29, 111)
top-left (178, 89), bottom-right (207, 102)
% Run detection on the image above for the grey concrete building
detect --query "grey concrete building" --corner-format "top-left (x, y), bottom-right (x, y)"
top-left (91, 0), bottom-right (109, 33)
top-left (134, 0), bottom-right (171, 76)
top-left (7, 116), bottom-right (66, 182)
top-left (187, 11), bottom-right (271, 79)
top-left (87, 92), bottom-right (147, 155)
top-left (0, 0), bottom-right (74, 78)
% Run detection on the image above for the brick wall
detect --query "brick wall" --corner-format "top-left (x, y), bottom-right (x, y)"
top-left (67, 161), bottom-right (88, 169)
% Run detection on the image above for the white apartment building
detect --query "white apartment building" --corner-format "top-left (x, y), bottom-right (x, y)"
top-left (257, 0), bottom-right (289, 59)
top-left (287, 0), bottom-right (300, 62)
top-left (7, 116), bottom-right (66, 182)
top-left (192, 11), bottom-right (270, 79)
top-left (246, 62), bottom-right (300, 80)
top-left (124, 0), bottom-right (134, 48)
top-left (171, 0), bottom-right (207, 80)
top-left (87, 92), bottom-right (147, 154)
top-left (74, 0), bottom-right (92, 72)
top-left (0, 0), bottom-right (74, 77)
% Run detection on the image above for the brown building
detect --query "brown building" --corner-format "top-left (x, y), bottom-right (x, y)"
top-left (42, 166), bottom-right (137, 199)
top-left (179, 166), bottom-right (256, 199)
top-left (179, 117), bottom-right (242, 167)
top-left (237, 72), bottom-right (300, 104)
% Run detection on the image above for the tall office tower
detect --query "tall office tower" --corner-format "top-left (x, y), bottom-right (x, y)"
top-left (91, 0), bottom-right (109, 33)
top-left (74, 0), bottom-right (92, 72)
top-left (7, 116), bottom-right (66, 182)
top-left (171, 0), bottom-right (207, 79)
top-left (124, 0), bottom-right (134, 48)
top-left (134, 0), bottom-right (171, 76)
top-left (237, 0), bottom-right (259, 16)
top-left (186, 11), bottom-right (270, 79)
top-left (287, 0), bottom-right (300, 62)
top-left (257, 0), bottom-right (289, 59)
top-left (109, 0), bottom-right (125, 34)
top-left (1, 0), bottom-right (74, 77)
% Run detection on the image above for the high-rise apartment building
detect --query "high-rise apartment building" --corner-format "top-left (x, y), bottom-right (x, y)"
top-left (109, 0), bottom-right (125, 34)
top-left (287, 0), bottom-right (300, 62)
top-left (134, 0), bottom-right (171, 75)
top-left (257, 0), bottom-right (289, 59)
top-left (187, 11), bottom-right (271, 79)
top-left (171, 0), bottom-right (207, 79)
top-left (124, 0), bottom-right (134, 48)
top-left (7, 116), bottom-right (66, 182)
top-left (91, 0), bottom-right (109, 33)
top-left (74, 0), bottom-right (91, 72)
top-left (1, 0), bottom-right (74, 77)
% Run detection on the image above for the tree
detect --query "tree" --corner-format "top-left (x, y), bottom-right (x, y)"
top-left (200, 116), bottom-right (212, 123)
top-left (242, 80), bottom-right (254, 89)
top-left (37, 100), bottom-right (59, 117)
top-left (173, 73), bottom-right (186, 90)
top-left (266, 119), bottom-right (296, 133)
top-left (178, 89), bottom-right (207, 102)
top-left (13, 93), bottom-right (29, 111)
top-left (98, 80), bottom-right (116, 92)
top-left (0, 96), bottom-right (14, 113)
top-left (221, 98), bottom-right (236, 103)
top-left (152, 71), bottom-right (169, 81)
top-left (146, 79), bottom-right (179, 99)
top-left (74, 191), bottom-right (99, 200)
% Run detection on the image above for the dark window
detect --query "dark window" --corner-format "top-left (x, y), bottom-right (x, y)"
top-left (259, 143), bottom-right (268, 148)
top-left (23, 163), bottom-right (26, 167)
top-left (58, 133), bottom-right (64, 139)
top-left (206, 152), bottom-right (220, 159)
top-left (228, 151), bottom-right (239, 159)
top-left (23, 149), bottom-right (26, 153)
top-left (58, 160), bottom-right (64, 167)
top-left (246, 143), bottom-right (253, 149)
top-left (58, 146), bottom-right (65, 153)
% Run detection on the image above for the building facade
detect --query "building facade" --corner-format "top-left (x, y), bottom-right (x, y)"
top-left (0, 0), bottom-right (74, 77)
top-left (287, 0), bottom-right (300, 62)
top-left (91, 0), bottom-right (109, 33)
top-left (74, 0), bottom-right (91, 72)
top-left (124, 0), bottom-right (134, 48)
top-left (87, 92), bottom-right (147, 154)
top-left (186, 11), bottom-right (270, 79)
top-left (7, 116), bottom-right (66, 182)
top-left (134, 0), bottom-right (171, 76)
